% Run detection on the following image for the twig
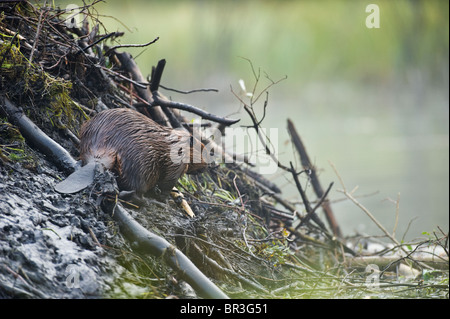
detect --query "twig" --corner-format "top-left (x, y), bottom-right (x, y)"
top-left (329, 160), bottom-right (400, 246)
top-left (232, 175), bottom-right (246, 212)
top-left (191, 243), bottom-right (268, 293)
top-left (154, 92), bottom-right (240, 125)
top-left (76, 31), bottom-right (117, 55)
top-left (29, 4), bottom-right (47, 65)
top-left (105, 36), bottom-right (159, 55)
top-left (160, 85), bottom-right (219, 94)
top-left (385, 193), bottom-right (401, 238)
top-left (437, 226), bottom-right (449, 259)
top-left (289, 162), bottom-right (328, 232)
top-left (232, 175), bottom-right (255, 257)
top-left (328, 160), bottom-right (433, 268)
top-left (100, 65), bottom-right (147, 89)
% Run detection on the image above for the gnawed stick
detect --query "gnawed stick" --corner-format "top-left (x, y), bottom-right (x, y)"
top-left (170, 187), bottom-right (195, 218)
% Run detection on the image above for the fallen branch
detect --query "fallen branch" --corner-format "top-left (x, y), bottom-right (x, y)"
top-left (345, 255), bottom-right (449, 270)
top-left (103, 201), bottom-right (229, 299)
top-left (0, 97), bottom-right (77, 174)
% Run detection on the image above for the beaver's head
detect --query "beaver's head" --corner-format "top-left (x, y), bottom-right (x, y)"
top-left (167, 129), bottom-right (208, 175)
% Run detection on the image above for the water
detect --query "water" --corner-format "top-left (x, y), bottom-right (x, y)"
top-left (257, 80), bottom-right (449, 241)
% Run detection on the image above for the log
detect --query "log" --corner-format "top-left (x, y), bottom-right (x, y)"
top-left (104, 201), bottom-right (229, 299)
top-left (0, 97), bottom-right (77, 174)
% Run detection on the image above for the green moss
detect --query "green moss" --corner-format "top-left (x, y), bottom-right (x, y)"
top-left (0, 118), bottom-right (34, 165)
top-left (0, 34), bottom-right (88, 131)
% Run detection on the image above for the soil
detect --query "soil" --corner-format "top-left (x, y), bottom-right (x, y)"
top-left (0, 150), bottom-right (117, 298)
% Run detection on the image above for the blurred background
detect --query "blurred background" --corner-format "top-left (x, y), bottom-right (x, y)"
top-left (57, 0), bottom-right (448, 240)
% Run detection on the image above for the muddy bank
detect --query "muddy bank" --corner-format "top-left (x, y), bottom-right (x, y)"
top-left (0, 154), bottom-right (114, 298)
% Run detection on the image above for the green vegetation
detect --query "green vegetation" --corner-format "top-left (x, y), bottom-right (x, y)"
top-left (0, 118), bottom-right (34, 164)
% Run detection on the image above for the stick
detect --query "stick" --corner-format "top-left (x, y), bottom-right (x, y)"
top-left (160, 85), bottom-right (218, 94)
top-left (114, 51), bottom-right (169, 125)
top-left (76, 31), bottom-right (116, 55)
top-left (0, 97), bottom-right (77, 174)
top-left (29, 6), bottom-right (47, 65)
top-left (289, 162), bottom-right (328, 232)
top-left (149, 59), bottom-right (166, 92)
top-left (153, 92), bottom-right (240, 126)
top-left (287, 119), bottom-right (341, 237)
top-left (298, 182), bottom-right (334, 228)
top-left (329, 160), bottom-right (399, 245)
top-left (170, 187), bottom-right (195, 218)
top-left (105, 36), bottom-right (159, 55)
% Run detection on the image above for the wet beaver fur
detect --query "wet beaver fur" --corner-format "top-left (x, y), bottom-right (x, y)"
top-left (79, 108), bottom-right (207, 194)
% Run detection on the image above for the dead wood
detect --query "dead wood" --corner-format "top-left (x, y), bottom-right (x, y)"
top-left (114, 51), bottom-right (169, 125)
top-left (287, 119), bottom-right (341, 237)
top-left (103, 201), bottom-right (229, 299)
top-left (0, 97), bottom-right (77, 174)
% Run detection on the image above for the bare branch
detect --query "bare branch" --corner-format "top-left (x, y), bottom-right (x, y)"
top-left (105, 36), bottom-right (159, 55)
top-left (160, 85), bottom-right (219, 94)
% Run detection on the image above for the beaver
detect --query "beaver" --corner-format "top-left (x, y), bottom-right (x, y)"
top-left (55, 108), bottom-right (207, 195)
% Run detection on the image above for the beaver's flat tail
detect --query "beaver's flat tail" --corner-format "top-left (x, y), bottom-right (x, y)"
top-left (54, 162), bottom-right (98, 194)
